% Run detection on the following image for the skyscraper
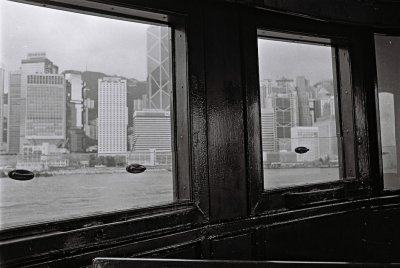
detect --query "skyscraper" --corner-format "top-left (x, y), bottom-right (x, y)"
top-left (260, 108), bottom-right (277, 153)
top-left (8, 71), bottom-right (21, 153)
top-left (314, 115), bottom-right (338, 161)
top-left (296, 76), bottom-right (312, 126)
top-left (98, 77), bottom-right (128, 155)
top-left (273, 92), bottom-right (298, 151)
top-left (0, 66), bottom-right (4, 148)
top-left (64, 71), bottom-right (84, 128)
top-left (20, 52), bottom-right (59, 151)
top-left (25, 74), bottom-right (66, 142)
top-left (65, 71), bottom-right (86, 152)
top-left (132, 110), bottom-right (172, 152)
top-left (146, 26), bottom-right (171, 110)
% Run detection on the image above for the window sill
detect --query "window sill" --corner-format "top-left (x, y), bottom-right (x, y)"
top-left (253, 178), bottom-right (369, 213)
top-left (0, 202), bottom-right (206, 267)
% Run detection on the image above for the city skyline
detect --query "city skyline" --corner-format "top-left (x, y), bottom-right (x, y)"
top-left (0, 0), bottom-right (339, 172)
top-left (1, 0), bottom-right (150, 85)
top-left (258, 38), bottom-right (334, 85)
top-left (1, 0), bottom-right (334, 93)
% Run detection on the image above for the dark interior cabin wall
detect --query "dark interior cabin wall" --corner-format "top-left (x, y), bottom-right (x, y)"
top-left (145, 200), bottom-right (400, 263)
top-left (1, 1), bottom-right (400, 267)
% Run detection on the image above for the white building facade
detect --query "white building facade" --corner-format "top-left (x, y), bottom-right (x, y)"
top-left (291, 126), bottom-right (320, 162)
top-left (98, 77), bottom-right (128, 155)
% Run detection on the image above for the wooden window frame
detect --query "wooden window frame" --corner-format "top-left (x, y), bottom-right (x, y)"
top-left (241, 9), bottom-right (383, 214)
top-left (0, 1), bottom-right (209, 266)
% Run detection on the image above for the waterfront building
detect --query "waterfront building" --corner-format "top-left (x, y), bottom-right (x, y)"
top-left (16, 142), bottom-right (69, 171)
top-left (98, 77), bottom-right (128, 155)
top-left (273, 92), bottom-right (298, 151)
top-left (19, 52), bottom-right (60, 151)
top-left (65, 71), bottom-right (84, 128)
top-left (291, 126), bottom-right (320, 162)
top-left (65, 71), bottom-right (86, 152)
top-left (129, 109), bottom-right (172, 166)
top-left (261, 107), bottom-right (276, 153)
top-left (25, 74), bottom-right (66, 142)
top-left (7, 71), bottom-right (21, 153)
top-left (132, 109), bottom-right (171, 151)
top-left (83, 98), bottom-right (95, 138)
top-left (314, 115), bottom-right (338, 161)
top-left (296, 76), bottom-right (313, 126)
top-left (147, 26), bottom-right (171, 110)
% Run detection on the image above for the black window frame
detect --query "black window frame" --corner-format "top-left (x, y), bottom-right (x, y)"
top-left (2, 1), bottom-right (399, 267)
top-left (373, 30), bottom-right (400, 193)
top-left (0, 0), bottom-right (209, 266)
top-left (241, 8), bottom-right (381, 214)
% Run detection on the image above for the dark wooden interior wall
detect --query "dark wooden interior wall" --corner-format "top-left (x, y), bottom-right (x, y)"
top-left (1, 1), bottom-right (400, 267)
top-left (147, 199), bottom-right (400, 264)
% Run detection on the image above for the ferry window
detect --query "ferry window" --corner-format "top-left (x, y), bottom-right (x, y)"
top-left (0, 0), bottom-right (185, 229)
top-left (375, 34), bottom-right (400, 189)
top-left (257, 31), bottom-right (340, 189)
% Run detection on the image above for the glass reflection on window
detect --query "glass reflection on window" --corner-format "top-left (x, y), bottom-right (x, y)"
top-left (375, 35), bottom-right (400, 189)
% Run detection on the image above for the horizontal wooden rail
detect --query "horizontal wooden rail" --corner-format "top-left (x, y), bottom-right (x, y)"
top-left (93, 258), bottom-right (400, 267)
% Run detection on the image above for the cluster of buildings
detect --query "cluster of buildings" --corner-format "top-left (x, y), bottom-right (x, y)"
top-left (0, 24), bottom-right (337, 171)
top-left (0, 26), bottom-right (173, 171)
top-left (260, 76), bottom-right (338, 166)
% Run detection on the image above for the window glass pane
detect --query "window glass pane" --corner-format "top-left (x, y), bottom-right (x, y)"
top-left (375, 35), bottom-right (400, 189)
top-left (258, 36), bottom-right (340, 189)
top-left (0, 1), bottom-right (174, 228)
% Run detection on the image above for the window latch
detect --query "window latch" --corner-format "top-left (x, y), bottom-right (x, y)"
top-left (8, 170), bottom-right (35, 181)
top-left (294, 146), bottom-right (309, 154)
top-left (126, 164), bottom-right (146, 174)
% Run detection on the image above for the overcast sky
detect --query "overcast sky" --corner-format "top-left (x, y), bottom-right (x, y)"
top-left (1, 0), bottom-right (333, 89)
top-left (258, 38), bottom-right (334, 85)
top-left (0, 0), bottom-right (150, 81)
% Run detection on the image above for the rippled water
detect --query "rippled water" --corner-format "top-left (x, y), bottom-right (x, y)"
top-left (0, 170), bottom-right (173, 229)
top-left (0, 167), bottom-right (339, 229)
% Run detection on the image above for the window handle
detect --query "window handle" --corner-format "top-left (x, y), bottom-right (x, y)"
top-left (126, 164), bottom-right (146, 174)
top-left (8, 170), bottom-right (35, 181)
top-left (294, 146), bottom-right (309, 154)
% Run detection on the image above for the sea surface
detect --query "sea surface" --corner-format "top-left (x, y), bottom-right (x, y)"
top-left (0, 167), bottom-right (339, 229)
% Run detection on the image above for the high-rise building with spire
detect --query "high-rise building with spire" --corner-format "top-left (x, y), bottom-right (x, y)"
top-left (146, 26), bottom-right (171, 111)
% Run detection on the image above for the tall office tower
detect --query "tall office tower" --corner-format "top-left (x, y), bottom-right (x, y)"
top-left (291, 127), bottom-right (320, 162)
top-left (25, 74), bottom-right (66, 144)
top-left (146, 26), bottom-right (171, 110)
top-left (132, 110), bottom-right (171, 151)
top-left (65, 71), bottom-right (86, 152)
top-left (261, 107), bottom-right (277, 153)
top-left (3, 94), bottom-right (7, 146)
top-left (83, 98), bottom-right (95, 138)
top-left (0, 66), bottom-right (4, 147)
top-left (260, 79), bottom-right (273, 109)
top-left (296, 76), bottom-right (312, 126)
top-left (64, 71), bottom-right (84, 128)
top-left (8, 71), bottom-right (21, 153)
top-left (20, 52), bottom-right (59, 151)
top-left (273, 92), bottom-right (298, 152)
top-left (275, 77), bottom-right (294, 94)
top-left (98, 77), bottom-right (128, 155)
